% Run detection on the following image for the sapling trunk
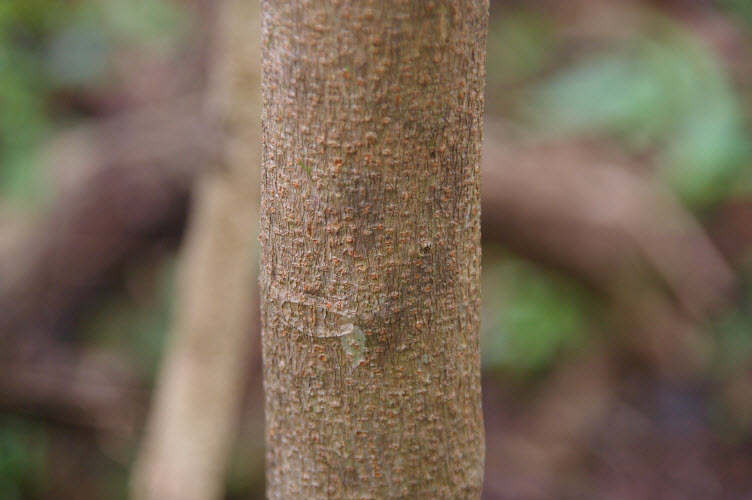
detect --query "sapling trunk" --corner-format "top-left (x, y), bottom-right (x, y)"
top-left (260, 1), bottom-right (489, 497)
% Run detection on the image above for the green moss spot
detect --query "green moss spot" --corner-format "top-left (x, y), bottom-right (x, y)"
top-left (339, 323), bottom-right (366, 368)
top-left (298, 160), bottom-right (311, 177)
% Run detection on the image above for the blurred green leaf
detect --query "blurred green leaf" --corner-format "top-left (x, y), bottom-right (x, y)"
top-left (487, 11), bottom-right (554, 86)
top-left (663, 98), bottom-right (750, 204)
top-left (529, 52), bottom-right (669, 145)
top-left (0, 43), bottom-right (46, 201)
top-left (482, 255), bottom-right (591, 375)
top-left (719, 0), bottom-right (752, 32)
top-left (0, 418), bottom-right (48, 499)
top-left (485, 10), bottom-right (554, 114)
top-left (0, 0), bottom-right (190, 205)
top-left (44, 23), bottom-right (109, 87)
top-left (79, 258), bottom-right (176, 380)
top-left (100, 0), bottom-right (189, 52)
top-left (713, 269), bottom-right (752, 373)
top-left (528, 29), bottom-right (751, 205)
top-left (0, 0), bottom-right (73, 37)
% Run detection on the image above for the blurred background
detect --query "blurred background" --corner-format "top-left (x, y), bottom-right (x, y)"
top-left (1, 0), bottom-right (751, 498)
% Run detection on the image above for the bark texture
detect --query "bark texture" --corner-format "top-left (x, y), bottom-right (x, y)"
top-left (260, 1), bottom-right (488, 498)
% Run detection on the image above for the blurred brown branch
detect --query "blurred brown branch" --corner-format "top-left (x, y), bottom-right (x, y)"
top-left (0, 112), bottom-right (738, 438)
top-left (130, 0), bottom-right (261, 498)
top-left (0, 96), bottom-right (211, 355)
top-left (0, 97), bottom-right (211, 437)
top-left (481, 120), bottom-right (735, 372)
top-left (0, 349), bottom-right (146, 435)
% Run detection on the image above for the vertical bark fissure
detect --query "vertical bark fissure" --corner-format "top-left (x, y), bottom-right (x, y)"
top-left (261, 1), bottom-right (488, 498)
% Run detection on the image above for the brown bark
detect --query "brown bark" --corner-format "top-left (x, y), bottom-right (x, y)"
top-left (260, 1), bottom-right (488, 498)
top-left (129, 0), bottom-right (261, 499)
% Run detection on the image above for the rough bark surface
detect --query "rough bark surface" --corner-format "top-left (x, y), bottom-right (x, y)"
top-left (260, 1), bottom-right (488, 498)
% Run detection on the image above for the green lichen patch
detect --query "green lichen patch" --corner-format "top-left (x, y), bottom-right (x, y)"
top-left (297, 159), bottom-right (311, 177)
top-left (338, 323), bottom-right (367, 368)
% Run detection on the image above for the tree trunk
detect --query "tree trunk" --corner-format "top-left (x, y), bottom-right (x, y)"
top-left (260, 1), bottom-right (488, 498)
